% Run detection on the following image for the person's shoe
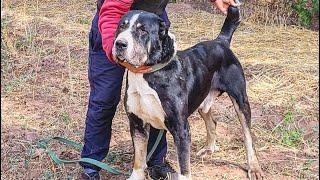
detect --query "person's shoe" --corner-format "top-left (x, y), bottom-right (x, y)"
top-left (79, 172), bottom-right (100, 180)
top-left (146, 161), bottom-right (178, 180)
top-left (79, 168), bottom-right (100, 180)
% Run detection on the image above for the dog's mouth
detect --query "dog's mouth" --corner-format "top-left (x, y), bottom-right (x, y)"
top-left (114, 55), bottom-right (144, 67)
top-left (113, 54), bottom-right (126, 63)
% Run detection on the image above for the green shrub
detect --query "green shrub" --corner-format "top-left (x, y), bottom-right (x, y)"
top-left (293, 0), bottom-right (319, 28)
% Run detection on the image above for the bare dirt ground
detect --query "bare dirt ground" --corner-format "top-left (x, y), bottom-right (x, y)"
top-left (1, 1), bottom-right (319, 179)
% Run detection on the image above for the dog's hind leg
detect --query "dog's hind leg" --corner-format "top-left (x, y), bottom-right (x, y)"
top-left (222, 64), bottom-right (264, 179)
top-left (127, 113), bottom-right (150, 180)
top-left (197, 90), bottom-right (221, 157)
top-left (229, 95), bottom-right (264, 180)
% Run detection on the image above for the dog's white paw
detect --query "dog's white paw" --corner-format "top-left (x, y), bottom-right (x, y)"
top-left (127, 169), bottom-right (145, 180)
top-left (196, 144), bottom-right (220, 157)
top-left (178, 174), bottom-right (192, 180)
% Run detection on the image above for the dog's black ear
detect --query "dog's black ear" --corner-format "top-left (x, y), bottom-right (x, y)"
top-left (160, 31), bottom-right (175, 63)
top-left (146, 18), bottom-right (175, 66)
top-left (146, 30), bottom-right (175, 66)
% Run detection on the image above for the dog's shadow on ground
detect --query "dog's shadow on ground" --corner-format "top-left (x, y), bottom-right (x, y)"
top-left (101, 137), bottom-right (249, 178)
top-left (193, 157), bottom-right (248, 171)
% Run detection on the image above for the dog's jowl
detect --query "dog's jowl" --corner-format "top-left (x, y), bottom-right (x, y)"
top-left (113, 7), bottom-right (264, 180)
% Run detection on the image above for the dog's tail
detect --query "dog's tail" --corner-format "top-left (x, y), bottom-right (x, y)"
top-left (217, 6), bottom-right (241, 46)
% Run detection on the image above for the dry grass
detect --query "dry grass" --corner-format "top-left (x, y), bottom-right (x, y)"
top-left (1, 1), bottom-right (319, 180)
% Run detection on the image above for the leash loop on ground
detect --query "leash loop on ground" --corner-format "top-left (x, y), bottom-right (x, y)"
top-left (37, 130), bottom-right (164, 176)
top-left (37, 136), bottom-right (130, 176)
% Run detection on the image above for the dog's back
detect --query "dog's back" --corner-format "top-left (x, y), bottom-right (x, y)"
top-left (173, 6), bottom-right (242, 115)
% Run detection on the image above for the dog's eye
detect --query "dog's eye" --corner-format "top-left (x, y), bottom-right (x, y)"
top-left (137, 25), bottom-right (147, 34)
top-left (119, 22), bottom-right (128, 29)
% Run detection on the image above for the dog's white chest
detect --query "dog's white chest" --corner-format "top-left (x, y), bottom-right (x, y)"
top-left (126, 72), bottom-right (167, 130)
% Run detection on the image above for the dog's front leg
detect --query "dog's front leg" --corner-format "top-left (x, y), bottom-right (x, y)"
top-left (167, 116), bottom-right (192, 180)
top-left (127, 113), bottom-right (150, 180)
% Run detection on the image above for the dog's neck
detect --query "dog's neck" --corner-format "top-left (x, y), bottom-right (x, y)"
top-left (148, 56), bottom-right (175, 73)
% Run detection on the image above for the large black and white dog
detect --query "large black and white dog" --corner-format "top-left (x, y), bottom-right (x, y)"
top-left (112, 7), bottom-right (264, 180)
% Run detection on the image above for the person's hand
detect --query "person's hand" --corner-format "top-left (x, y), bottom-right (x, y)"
top-left (211, 0), bottom-right (240, 15)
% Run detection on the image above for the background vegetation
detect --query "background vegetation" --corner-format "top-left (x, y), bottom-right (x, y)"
top-left (171, 0), bottom-right (319, 30)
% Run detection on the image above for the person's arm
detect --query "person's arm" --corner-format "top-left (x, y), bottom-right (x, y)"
top-left (98, 0), bottom-right (134, 62)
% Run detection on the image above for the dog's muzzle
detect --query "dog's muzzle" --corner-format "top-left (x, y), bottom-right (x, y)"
top-left (114, 39), bottom-right (128, 61)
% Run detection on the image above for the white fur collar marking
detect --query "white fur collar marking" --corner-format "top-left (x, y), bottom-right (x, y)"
top-left (126, 72), bottom-right (167, 130)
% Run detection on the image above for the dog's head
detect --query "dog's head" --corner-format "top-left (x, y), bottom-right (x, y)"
top-left (112, 10), bottom-right (176, 67)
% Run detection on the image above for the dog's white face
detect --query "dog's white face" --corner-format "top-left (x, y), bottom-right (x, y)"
top-left (112, 10), bottom-right (176, 66)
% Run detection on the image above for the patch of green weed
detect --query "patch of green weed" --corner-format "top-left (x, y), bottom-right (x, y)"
top-left (282, 128), bottom-right (303, 147)
top-left (59, 112), bottom-right (71, 125)
top-left (274, 111), bottom-right (303, 147)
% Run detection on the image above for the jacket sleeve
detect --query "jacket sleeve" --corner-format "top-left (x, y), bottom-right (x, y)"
top-left (98, 0), bottom-right (134, 62)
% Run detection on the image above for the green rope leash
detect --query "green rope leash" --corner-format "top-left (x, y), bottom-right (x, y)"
top-left (37, 130), bottom-right (164, 176)
top-left (147, 130), bottom-right (164, 162)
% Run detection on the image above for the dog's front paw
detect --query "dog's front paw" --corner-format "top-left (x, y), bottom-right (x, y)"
top-left (127, 169), bottom-right (145, 180)
top-left (178, 174), bottom-right (192, 180)
top-left (248, 166), bottom-right (264, 180)
top-left (196, 144), bottom-right (220, 157)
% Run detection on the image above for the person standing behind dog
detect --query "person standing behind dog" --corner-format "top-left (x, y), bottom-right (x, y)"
top-left (80, 0), bottom-right (240, 179)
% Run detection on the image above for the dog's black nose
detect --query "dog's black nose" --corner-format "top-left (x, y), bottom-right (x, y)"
top-left (115, 40), bottom-right (128, 50)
